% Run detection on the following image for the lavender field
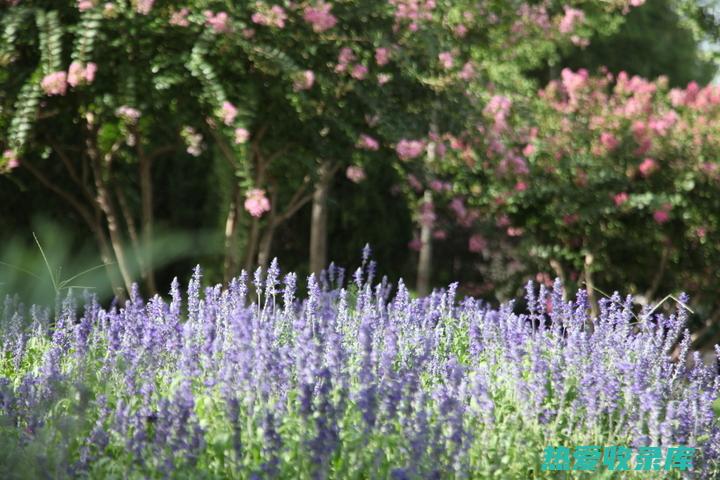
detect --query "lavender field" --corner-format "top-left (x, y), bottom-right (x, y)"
top-left (1, 256), bottom-right (718, 479)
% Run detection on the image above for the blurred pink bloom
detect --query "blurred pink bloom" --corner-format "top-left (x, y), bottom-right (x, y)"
top-left (346, 165), bottom-right (366, 183)
top-left (170, 8), bottom-right (190, 27)
top-left (357, 134), bottom-right (379, 151)
top-left (613, 192), bottom-right (629, 206)
top-left (135, 0), bottom-right (154, 15)
top-left (377, 74), bottom-right (392, 85)
top-left (433, 230), bottom-right (447, 240)
top-left (629, 0), bottom-right (645, 6)
top-left (600, 132), bottom-right (619, 151)
top-left (638, 158), bottom-right (657, 177)
top-left (430, 180), bottom-right (443, 192)
top-left (3, 150), bottom-right (19, 170)
top-left (563, 213), bottom-right (578, 225)
top-left (375, 47), bottom-right (390, 66)
top-left (459, 62), bottom-right (475, 80)
top-left (696, 227), bottom-right (707, 239)
top-left (244, 189), bottom-right (271, 217)
top-left (396, 139), bottom-right (425, 160)
top-left (234, 128), bottom-right (250, 144)
top-left (407, 174), bottom-right (423, 192)
top-left (653, 209), bottom-right (670, 224)
top-left (454, 24), bottom-right (468, 37)
top-left (116, 105), bottom-right (141, 123)
top-left (85, 62), bottom-right (97, 82)
top-left (408, 237), bottom-right (422, 252)
top-left (205, 11), bottom-right (230, 33)
top-left (438, 51), bottom-right (454, 69)
top-left (468, 234), bottom-right (487, 253)
top-left (419, 201), bottom-right (435, 227)
top-left (293, 70), bottom-right (315, 91)
top-left (41, 71), bottom-right (68, 96)
top-left (450, 198), bottom-right (466, 219)
top-left (252, 5), bottom-right (286, 28)
top-left (78, 0), bottom-right (94, 11)
top-left (351, 64), bottom-right (368, 80)
top-left (559, 6), bottom-right (585, 34)
top-left (514, 181), bottom-right (527, 192)
top-left (303, 2), bottom-right (337, 32)
top-left (507, 227), bottom-right (523, 237)
top-left (242, 28), bottom-right (256, 38)
top-left (522, 143), bottom-right (535, 157)
top-left (221, 101), bottom-right (238, 125)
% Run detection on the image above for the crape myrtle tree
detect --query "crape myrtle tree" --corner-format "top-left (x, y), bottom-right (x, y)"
top-left (368, 0), bottom-right (648, 294)
top-left (453, 68), bottom-right (720, 336)
top-left (0, 0), bottom-right (649, 298)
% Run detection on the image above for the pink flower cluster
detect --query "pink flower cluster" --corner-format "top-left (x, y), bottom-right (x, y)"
top-left (221, 101), bottom-right (238, 125)
top-left (205, 11), bottom-right (231, 33)
top-left (638, 157), bottom-right (657, 177)
top-left (234, 128), bottom-right (250, 144)
top-left (336, 48), bottom-right (367, 78)
top-left (135, 0), bottom-right (154, 15)
top-left (357, 134), bottom-right (379, 151)
top-left (170, 8), bottom-right (190, 27)
top-left (252, 4), bottom-right (287, 28)
top-left (438, 52), bottom-right (454, 69)
top-left (2, 150), bottom-right (19, 170)
top-left (468, 234), bottom-right (487, 253)
top-left (396, 139), bottom-right (425, 160)
top-left (41, 72), bottom-right (68, 96)
top-left (483, 95), bottom-right (512, 132)
top-left (293, 70), bottom-right (315, 91)
top-left (346, 165), bottom-right (366, 183)
top-left (303, 2), bottom-right (337, 33)
top-left (388, 0), bottom-right (436, 31)
top-left (77, 0), bottom-right (95, 11)
top-left (67, 61), bottom-right (97, 87)
top-left (116, 106), bottom-right (141, 123)
top-left (244, 188), bottom-right (271, 217)
top-left (559, 6), bottom-right (585, 34)
top-left (375, 47), bottom-right (391, 66)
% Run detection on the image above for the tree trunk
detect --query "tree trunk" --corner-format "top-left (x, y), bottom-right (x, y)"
top-left (138, 146), bottom-right (157, 294)
top-left (244, 217), bottom-right (262, 273)
top-left (309, 160), bottom-right (333, 275)
top-left (416, 190), bottom-right (433, 297)
top-left (584, 252), bottom-right (599, 318)
top-left (223, 182), bottom-right (242, 283)
top-left (257, 219), bottom-right (276, 269)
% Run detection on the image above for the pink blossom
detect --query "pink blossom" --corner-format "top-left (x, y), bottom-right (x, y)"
top-left (450, 197), bottom-right (467, 219)
top-left (170, 8), bottom-right (190, 27)
top-left (41, 71), bottom-right (68, 96)
top-left (346, 165), bottom-right (366, 183)
top-left (234, 128), bottom-right (250, 144)
top-left (375, 47), bottom-right (390, 66)
top-left (507, 227), bottom-right (523, 237)
top-left (252, 5), bottom-right (286, 28)
top-left (522, 143), bottom-right (535, 157)
top-left (135, 0), bottom-right (154, 15)
top-left (115, 106), bottom-right (141, 123)
top-left (204, 11), bottom-right (230, 33)
top-left (85, 62), bottom-right (97, 83)
top-left (514, 181), bottom-right (528, 192)
top-left (407, 174), bottom-right (423, 192)
top-left (696, 227), bottom-right (707, 239)
top-left (613, 192), bottom-right (629, 206)
top-left (244, 188), bottom-right (271, 217)
top-left (629, 0), bottom-right (645, 6)
top-left (242, 28), bottom-right (256, 38)
top-left (559, 6), bottom-right (585, 34)
top-left (454, 24), bottom-right (468, 37)
top-left (337, 48), bottom-right (355, 66)
top-left (458, 62), bottom-right (475, 80)
top-left (396, 139), bottom-right (425, 160)
top-left (430, 180), bottom-right (443, 192)
top-left (653, 209), bottom-right (670, 224)
top-left (303, 2), bottom-right (337, 32)
top-left (638, 158), bottom-right (657, 177)
top-left (438, 51), bottom-right (454, 69)
top-left (408, 237), bottom-right (422, 251)
top-left (221, 101), bottom-right (238, 125)
top-left (600, 132), bottom-right (619, 151)
top-left (377, 74), bottom-right (392, 85)
top-left (433, 230), bottom-right (447, 240)
top-left (561, 68), bottom-right (588, 98)
top-left (293, 70), bottom-right (315, 91)
top-left (351, 64), bottom-right (368, 80)
top-left (357, 134), bottom-right (379, 151)
top-left (563, 213), bottom-right (578, 225)
top-left (78, 0), bottom-right (94, 11)
top-left (468, 234), bottom-right (487, 253)
top-left (67, 61), bottom-right (85, 87)
top-left (3, 150), bottom-right (19, 170)
top-left (419, 201), bottom-right (435, 227)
